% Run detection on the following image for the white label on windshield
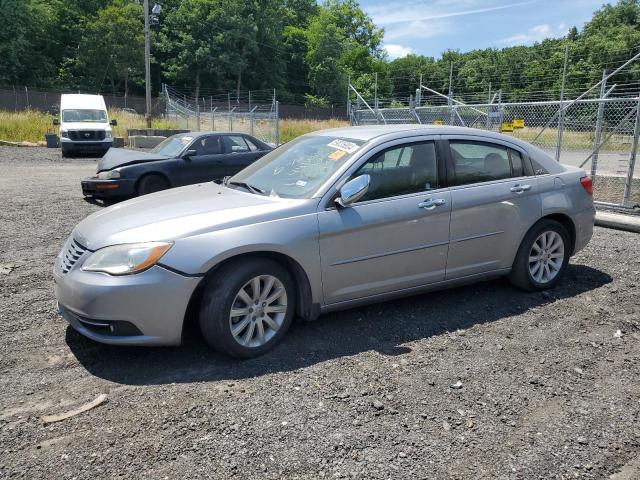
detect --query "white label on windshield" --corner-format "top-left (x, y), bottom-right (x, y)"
top-left (328, 139), bottom-right (359, 153)
top-left (180, 136), bottom-right (193, 145)
top-left (295, 180), bottom-right (307, 186)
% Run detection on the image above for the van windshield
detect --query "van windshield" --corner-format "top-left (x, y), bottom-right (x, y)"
top-left (62, 109), bottom-right (108, 123)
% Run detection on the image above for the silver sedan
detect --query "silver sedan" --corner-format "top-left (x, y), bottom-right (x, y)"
top-left (54, 125), bottom-right (595, 357)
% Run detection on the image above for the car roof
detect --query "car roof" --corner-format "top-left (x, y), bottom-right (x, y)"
top-left (187, 131), bottom-right (251, 138)
top-left (308, 124), bottom-right (563, 173)
top-left (309, 124), bottom-right (522, 143)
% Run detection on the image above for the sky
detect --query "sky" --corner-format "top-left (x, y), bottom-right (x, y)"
top-left (358, 0), bottom-right (609, 60)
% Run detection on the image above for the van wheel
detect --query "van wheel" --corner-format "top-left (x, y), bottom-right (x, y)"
top-left (508, 219), bottom-right (570, 291)
top-left (137, 174), bottom-right (169, 196)
top-left (199, 258), bottom-right (295, 358)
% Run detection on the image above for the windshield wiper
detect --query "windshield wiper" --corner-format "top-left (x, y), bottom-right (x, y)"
top-left (226, 180), bottom-right (266, 195)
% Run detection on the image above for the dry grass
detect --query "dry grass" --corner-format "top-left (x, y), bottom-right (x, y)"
top-left (0, 109), bottom-right (177, 144)
top-left (279, 118), bottom-right (349, 143)
top-left (0, 110), bottom-right (348, 145)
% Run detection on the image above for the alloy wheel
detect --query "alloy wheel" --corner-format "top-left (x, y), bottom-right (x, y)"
top-left (229, 275), bottom-right (288, 348)
top-left (528, 230), bottom-right (565, 284)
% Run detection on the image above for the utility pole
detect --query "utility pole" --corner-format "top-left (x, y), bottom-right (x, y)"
top-left (143, 0), bottom-right (152, 128)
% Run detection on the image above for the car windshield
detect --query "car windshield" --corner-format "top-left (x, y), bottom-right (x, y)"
top-left (61, 109), bottom-right (107, 123)
top-left (150, 134), bottom-right (194, 157)
top-left (229, 135), bottom-right (365, 198)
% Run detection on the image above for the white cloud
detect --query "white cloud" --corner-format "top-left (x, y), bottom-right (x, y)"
top-left (384, 44), bottom-right (414, 59)
top-left (384, 19), bottom-right (452, 41)
top-left (500, 23), bottom-right (569, 45)
top-left (369, 0), bottom-right (541, 26)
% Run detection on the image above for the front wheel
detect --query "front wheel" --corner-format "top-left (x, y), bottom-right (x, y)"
top-left (508, 219), bottom-right (570, 291)
top-left (137, 174), bottom-right (169, 196)
top-left (199, 258), bottom-right (295, 358)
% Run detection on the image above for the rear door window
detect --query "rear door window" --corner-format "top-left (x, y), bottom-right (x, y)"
top-left (449, 141), bottom-right (529, 186)
top-left (223, 135), bottom-right (250, 153)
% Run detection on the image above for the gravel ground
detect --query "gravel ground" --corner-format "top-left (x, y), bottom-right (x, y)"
top-left (0, 147), bottom-right (639, 479)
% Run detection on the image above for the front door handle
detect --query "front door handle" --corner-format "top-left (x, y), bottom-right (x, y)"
top-left (418, 198), bottom-right (446, 210)
top-left (510, 184), bottom-right (532, 193)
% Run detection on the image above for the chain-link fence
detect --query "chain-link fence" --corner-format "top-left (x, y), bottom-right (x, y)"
top-left (352, 96), bottom-right (640, 210)
top-left (164, 85), bottom-right (279, 146)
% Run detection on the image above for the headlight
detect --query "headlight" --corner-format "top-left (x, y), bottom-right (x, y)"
top-left (97, 170), bottom-right (120, 179)
top-left (81, 242), bottom-right (173, 275)
top-left (60, 130), bottom-right (69, 138)
top-left (105, 131), bottom-right (112, 139)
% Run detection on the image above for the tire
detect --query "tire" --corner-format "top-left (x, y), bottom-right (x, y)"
top-left (137, 174), bottom-right (169, 196)
top-left (508, 219), bottom-right (570, 291)
top-left (199, 258), bottom-right (296, 358)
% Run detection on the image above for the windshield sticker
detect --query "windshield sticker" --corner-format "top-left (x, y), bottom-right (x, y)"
top-left (328, 139), bottom-right (359, 153)
top-left (180, 136), bottom-right (193, 145)
top-left (295, 180), bottom-right (308, 187)
top-left (328, 149), bottom-right (346, 161)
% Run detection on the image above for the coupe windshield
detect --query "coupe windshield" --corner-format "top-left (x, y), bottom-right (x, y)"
top-left (150, 134), bottom-right (194, 157)
top-left (229, 135), bottom-right (365, 198)
top-left (61, 109), bottom-right (107, 123)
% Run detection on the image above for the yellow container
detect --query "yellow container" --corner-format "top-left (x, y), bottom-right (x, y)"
top-left (513, 118), bottom-right (525, 128)
top-left (501, 122), bottom-right (514, 132)
top-left (433, 120), bottom-right (443, 125)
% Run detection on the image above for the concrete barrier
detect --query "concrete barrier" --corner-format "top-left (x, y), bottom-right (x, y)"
top-left (128, 135), bottom-right (166, 149)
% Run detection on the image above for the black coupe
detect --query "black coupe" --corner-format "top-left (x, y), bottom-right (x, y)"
top-left (81, 131), bottom-right (273, 200)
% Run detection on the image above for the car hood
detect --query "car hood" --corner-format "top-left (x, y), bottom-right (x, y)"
top-left (73, 182), bottom-right (310, 250)
top-left (97, 148), bottom-right (169, 172)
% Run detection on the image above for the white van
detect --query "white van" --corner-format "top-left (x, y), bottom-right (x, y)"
top-left (54, 94), bottom-right (116, 157)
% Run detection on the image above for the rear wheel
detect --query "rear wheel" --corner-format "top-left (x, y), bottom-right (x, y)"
top-left (199, 258), bottom-right (295, 358)
top-left (137, 174), bottom-right (169, 196)
top-left (508, 219), bottom-right (570, 291)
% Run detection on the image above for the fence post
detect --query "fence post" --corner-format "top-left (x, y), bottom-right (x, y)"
top-left (196, 100), bottom-right (200, 131)
top-left (555, 44), bottom-right (569, 161)
top-left (448, 62), bottom-right (454, 125)
top-left (623, 97), bottom-right (640, 206)
top-left (591, 70), bottom-right (607, 182)
top-left (250, 107), bottom-right (255, 136)
top-left (275, 100), bottom-right (280, 146)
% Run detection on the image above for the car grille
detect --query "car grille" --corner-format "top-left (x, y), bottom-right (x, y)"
top-left (68, 130), bottom-right (106, 141)
top-left (60, 238), bottom-right (88, 274)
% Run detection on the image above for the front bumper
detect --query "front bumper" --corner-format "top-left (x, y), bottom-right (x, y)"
top-left (81, 177), bottom-right (136, 198)
top-left (61, 138), bottom-right (112, 153)
top-left (53, 258), bottom-right (201, 346)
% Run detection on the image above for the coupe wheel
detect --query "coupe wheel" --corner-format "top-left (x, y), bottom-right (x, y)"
top-left (199, 258), bottom-right (295, 358)
top-left (508, 219), bottom-right (570, 291)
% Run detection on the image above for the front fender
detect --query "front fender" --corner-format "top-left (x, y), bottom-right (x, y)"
top-left (159, 212), bottom-right (323, 304)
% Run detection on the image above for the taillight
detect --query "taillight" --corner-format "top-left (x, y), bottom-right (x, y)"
top-left (580, 176), bottom-right (593, 195)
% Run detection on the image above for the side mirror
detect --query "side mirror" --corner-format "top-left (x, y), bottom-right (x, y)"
top-left (335, 174), bottom-right (370, 207)
top-left (110, 119), bottom-right (118, 126)
top-left (52, 118), bottom-right (60, 126)
top-left (183, 149), bottom-right (197, 159)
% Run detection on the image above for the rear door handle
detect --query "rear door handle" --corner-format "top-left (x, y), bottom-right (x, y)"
top-left (510, 184), bottom-right (532, 193)
top-left (418, 198), bottom-right (446, 210)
